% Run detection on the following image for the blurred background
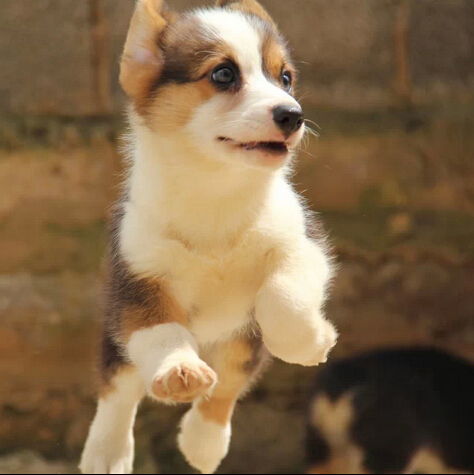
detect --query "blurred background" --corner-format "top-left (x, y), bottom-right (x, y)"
top-left (0, 0), bottom-right (473, 473)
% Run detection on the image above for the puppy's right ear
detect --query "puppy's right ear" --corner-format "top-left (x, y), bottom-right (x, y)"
top-left (120, 0), bottom-right (174, 105)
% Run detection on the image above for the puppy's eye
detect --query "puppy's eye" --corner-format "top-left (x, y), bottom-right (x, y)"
top-left (281, 71), bottom-right (293, 91)
top-left (211, 64), bottom-right (237, 88)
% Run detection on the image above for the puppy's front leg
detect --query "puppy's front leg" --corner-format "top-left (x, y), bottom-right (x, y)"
top-left (80, 366), bottom-right (144, 475)
top-left (256, 240), bottom-right (337, 366)
top-left (127, 323), bottom-right (217, 404)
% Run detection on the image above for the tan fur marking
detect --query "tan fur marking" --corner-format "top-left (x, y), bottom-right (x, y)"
top-left (310, 452), bottom-right (367, 474)
top-left (311, 395), bottom-right (354, 447)
top-left (262, 36), bottom-right (285, 79)
top-left (217, 0), bottom-right (276, 27)
top-left (263, 36), bottom-right (295, 87)
top-left (148, 79), bottom-right (216, 131)
top-left (99, 364), bottom-right (135, 398)
top-left (191, 51), bottom-right (238, 81)
top-left (160, 16), bottom-right (237, 81)
top-left (199, 397), bottom-right (236, 425)
top-left (198, 337), bottom-right (264, 425)
top-left (307, 461), bottom-right (336, 474)
top-left (120, 281), bottom-right (187, 341)
top-left (310, 395), bottom-right (367, 474)
top-left (410, 449), bottom-right (470, 475)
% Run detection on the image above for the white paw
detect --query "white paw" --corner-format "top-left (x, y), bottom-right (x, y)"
top-left (301, 318), bottom-right (338, 366)
top-left (178, 407), bottom-right (231, 474)
top-left (264, 318), bottom-right (338, 367)
top-left (79, 433), bottom-right (134, 474)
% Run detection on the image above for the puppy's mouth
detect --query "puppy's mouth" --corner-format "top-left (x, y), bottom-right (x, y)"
top-left (218, 137), bottom-right (289, 155)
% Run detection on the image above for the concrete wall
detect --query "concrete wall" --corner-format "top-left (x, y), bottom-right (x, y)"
top-left (0, 0), bottom-right (473, 116)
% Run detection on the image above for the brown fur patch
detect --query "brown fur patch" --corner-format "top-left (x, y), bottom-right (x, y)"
top-left (119, 280), bottom-right (187, 341)
top-left (198, 334), bottom-right (269, 425)
top-left (140, 14), bottom-right (238, 120)
top-left (217, 0), bottom-right (276, 27)
top-left (216, 0), bottom-right (295, 89)
top-left (100, 328), bottom-right (128, 386)
top-left (122, 0), bottom-right (296, 120)
top-left (99, 364), bottom-right (134, 399)
top-left (99, 204), bottom-right (187, 384)
top-left (262, 35), bottom-right (285, 79)
top-left (157, 16), bottom-right (234, 86)
top-left (261, 32), bottom-right (296, 89)
top-left (199, 397), bottom-right (236, 426)
top-left (147, 79), bottom-right (217, 132)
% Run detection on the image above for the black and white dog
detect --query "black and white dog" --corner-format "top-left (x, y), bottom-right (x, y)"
top-left (306, 347), bottom-right (474, 474)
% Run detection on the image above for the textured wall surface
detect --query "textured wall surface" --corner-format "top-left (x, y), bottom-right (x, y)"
top-left (0, 0), bottom-right (473, 115)
top-left (0, 1), bottom-right (473, 473)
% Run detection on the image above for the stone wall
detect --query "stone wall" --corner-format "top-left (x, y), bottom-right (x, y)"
top-left (0, 0), bottom-right (473, 116)
top-left (0, 1), bottom-right (473, 473)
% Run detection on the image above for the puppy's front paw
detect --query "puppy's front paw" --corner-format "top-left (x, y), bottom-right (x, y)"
top-left (178, 407), bottom-right (231, 474)
top-left (152, 360), bottom-right (217, 403)
top-left (264, 318), bottom-right (338, 367)
top-left (80, 434), bottom-right (134, 474)
top-left (301, 318), bottom-right (338, 366)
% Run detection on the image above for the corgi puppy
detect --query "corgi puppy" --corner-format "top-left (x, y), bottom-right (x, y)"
top-left (80, 1), bottom-right (337, 473)
top-left (306, 348), bottom-right (474, 474)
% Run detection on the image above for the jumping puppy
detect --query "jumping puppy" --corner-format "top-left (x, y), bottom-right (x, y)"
top-left (80, 1), bottom-right (337, 473)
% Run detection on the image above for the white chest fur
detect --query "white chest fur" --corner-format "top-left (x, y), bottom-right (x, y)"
top-left (121, 213), bottom-right (273, 344)
top-left (169, 234), bottom-right (269, 344)
top-left (120, 127), bottom-right (307, 346)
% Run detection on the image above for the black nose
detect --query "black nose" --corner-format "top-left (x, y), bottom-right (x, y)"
top-left (273, 105), bottom-right (304, 136)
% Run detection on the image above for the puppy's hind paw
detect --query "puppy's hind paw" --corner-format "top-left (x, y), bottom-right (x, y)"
top-left (178, 407), bottom-right (231, 474)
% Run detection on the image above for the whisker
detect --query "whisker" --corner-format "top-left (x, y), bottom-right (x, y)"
top-left (296, 93), bottom-right (310, 102)
top-left (298, 148), bottom-right (317, 160)
top-left (305, 119), bottom-right (321, 131)
top-left (305, 125), bottom-right (320, 139)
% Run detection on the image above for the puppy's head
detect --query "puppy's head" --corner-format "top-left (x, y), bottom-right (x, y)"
top-left (121, 0), bottom-right (305, 169)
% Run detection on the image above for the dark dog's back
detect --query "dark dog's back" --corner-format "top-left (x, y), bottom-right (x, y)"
top-left (306, 348), bottom-right (474, 474)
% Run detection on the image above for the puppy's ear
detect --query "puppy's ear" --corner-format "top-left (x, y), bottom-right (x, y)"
top-left (216, 0), bottom-right (276, 27)
top-left (120, 0), bottom-right (175, 104)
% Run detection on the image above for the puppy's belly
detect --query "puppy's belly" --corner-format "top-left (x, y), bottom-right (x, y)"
top-left (189, 298), bottom-right (254, 345)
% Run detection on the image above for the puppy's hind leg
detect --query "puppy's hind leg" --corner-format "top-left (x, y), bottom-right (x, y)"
top-left (80, 338), bottom-right (145, 474)
top-left (178, 335), bottom-right (268, 474)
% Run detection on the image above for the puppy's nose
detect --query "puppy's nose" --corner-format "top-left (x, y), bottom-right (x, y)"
top-left (272, 105), bottom-right (304, 136)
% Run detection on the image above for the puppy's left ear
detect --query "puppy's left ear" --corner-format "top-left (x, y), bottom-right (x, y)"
top-left (120, 0), bottom-right (176, 105)
top-left (216, 0), bottom-right (276, 27)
